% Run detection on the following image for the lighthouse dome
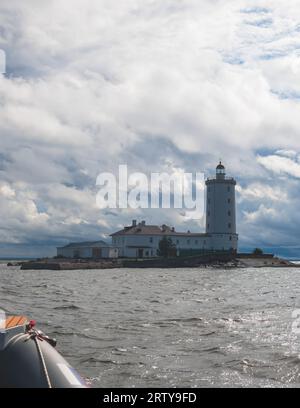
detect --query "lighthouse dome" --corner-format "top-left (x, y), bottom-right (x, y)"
top-left (216, 161), bottom-right (226, 179)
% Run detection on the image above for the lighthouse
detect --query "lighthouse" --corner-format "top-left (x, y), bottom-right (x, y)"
top-left (205, 162), bottom-right (238, 252)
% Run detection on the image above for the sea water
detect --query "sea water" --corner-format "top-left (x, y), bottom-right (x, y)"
top-left (0, 264), bottom-right (299, 387)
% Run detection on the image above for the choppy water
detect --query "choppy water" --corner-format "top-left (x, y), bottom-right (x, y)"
top-left (1, 263), bottom-right (300, 387)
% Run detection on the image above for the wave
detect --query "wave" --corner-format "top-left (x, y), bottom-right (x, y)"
top-left (53, 304), bottom-right (80, 310)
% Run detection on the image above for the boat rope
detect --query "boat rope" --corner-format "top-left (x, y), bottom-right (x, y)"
top-left (32, 332), bottom-right (52, 389)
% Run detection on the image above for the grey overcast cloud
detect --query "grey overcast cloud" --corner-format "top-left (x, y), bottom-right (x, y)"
top-left (1, 0), bottom-right (300, 257)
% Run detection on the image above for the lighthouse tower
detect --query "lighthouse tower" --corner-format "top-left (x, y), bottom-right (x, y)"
top-left (205, 162), bottom-right (238, 252)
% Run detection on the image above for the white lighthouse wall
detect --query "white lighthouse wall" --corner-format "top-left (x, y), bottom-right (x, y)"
top-left (206, 181), bottom-right (236, 235)
top-left (209, 233), bottom-right (238, 251)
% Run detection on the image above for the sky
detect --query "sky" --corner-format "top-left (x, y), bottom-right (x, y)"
top-left (1, 0), bottom-right (300, 258)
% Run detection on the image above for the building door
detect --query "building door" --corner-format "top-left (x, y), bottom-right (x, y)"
top-left (138, 249), bottom-right (143, 258)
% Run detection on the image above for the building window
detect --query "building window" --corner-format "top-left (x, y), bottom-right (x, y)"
top-left (228, 198), bottom-right (231, 203)
top-left (227, 186), bottom-right (230, 192)
top-left (207, 223), bottom-right (210, 229)
top-left (176, 240), bottom-right (179, 245)
top-left (195, 240), bottom-right (198, 244)
top-left (207, 211), bottom-right (210, 217)
top-left (229, 236), bottom-right (232, 241)
top-left (187, 239), bottom-right (190, 244)
top-left (228, 210), bottom-right (231, 216)
top-left (208, 198), bottom-right (210, 204)
top-left (145, 251), bottom-right (149, 256)
top-left (208, 187), bottom-right (210, 192)
top-left (149, 237), bottom-right (153, 243)
top-left (228, 223), bottom-right (231, 228)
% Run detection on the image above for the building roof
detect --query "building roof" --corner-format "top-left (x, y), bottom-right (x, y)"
top-left (111, 222), bottom-right (208, 237)
top-left (57, 240), bottom-right (109, 249)
top-left (216, 161), bottom-right (225, 170)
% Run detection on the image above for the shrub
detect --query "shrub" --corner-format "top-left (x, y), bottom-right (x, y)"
top-left (252, 248), bottom-right (263, 255)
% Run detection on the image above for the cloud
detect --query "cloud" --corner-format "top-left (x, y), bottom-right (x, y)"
top-left (0, 182), bottom-right (15, 199)
top-left (243, 204), bottom-right (277, 223)
top-left (241, 8), bottom-right (270, 15)
top-left (237, 183), bottom-right (287, 202)
top-left (257, 154), bottom-right (300, 178)
top-left (275, 149), bottom-right (298, 158)
top-left (1, 1), bottom-right (300, 256)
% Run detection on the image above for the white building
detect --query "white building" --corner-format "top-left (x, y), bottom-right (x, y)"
top-left (111, 221), bottom-right (209, 258)
top-left (57, 241), bottom-right (119, 259)
top-left (111, 162), bottom-right (238, 258)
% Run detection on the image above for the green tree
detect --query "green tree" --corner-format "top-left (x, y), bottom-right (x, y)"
top-left (158, 236), bottom-right (176, 258)
top-left (252, 247), bottom-right (263, 255)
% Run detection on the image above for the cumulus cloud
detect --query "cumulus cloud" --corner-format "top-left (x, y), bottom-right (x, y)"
top-left (243, 204), bottom-right (278, 223)
top-left (1, 1), bottom-right (300, 256)
top-left (257, 154), bottom-right (300, 178)
top-left (237, 183), bottom-right (287, 202)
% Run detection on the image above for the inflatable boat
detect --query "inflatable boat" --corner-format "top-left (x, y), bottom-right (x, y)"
top-left (0, 316), bottom-right (88, 388)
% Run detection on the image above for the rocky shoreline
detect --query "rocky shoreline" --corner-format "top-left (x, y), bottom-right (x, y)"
top-left (10, 253), bottom-right (298, 270)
